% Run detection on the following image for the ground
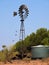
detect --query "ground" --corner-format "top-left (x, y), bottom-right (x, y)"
top-left (0, 58), bottom-right (49, 65)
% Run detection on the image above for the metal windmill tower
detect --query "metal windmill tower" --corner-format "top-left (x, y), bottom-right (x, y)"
top-left (13, 4), bottom-right (29, 58)
top-left (18, 5), bottom-right (29, 41)
top-left (13, 4), bottom-right (29, 41)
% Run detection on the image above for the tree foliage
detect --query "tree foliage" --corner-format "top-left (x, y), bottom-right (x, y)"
top-left (0, 28), bottom-right (48, 60)
top-left (11, 28), bottom-right (49, 55)
top-left (0, 28), bottom-right (49, 61)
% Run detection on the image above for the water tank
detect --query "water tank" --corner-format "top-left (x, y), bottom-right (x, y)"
top-left (31, 45), bottom-right (49, 59)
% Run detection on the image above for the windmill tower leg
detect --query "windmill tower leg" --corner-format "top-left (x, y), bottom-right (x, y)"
top-left (19, 20), bottom-right (25, 59)
top-left (20, 21), bottom-right (25, 41)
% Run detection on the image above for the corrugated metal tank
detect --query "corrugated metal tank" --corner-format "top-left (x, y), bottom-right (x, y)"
top-left (31, 45), bottom-right (49, 59)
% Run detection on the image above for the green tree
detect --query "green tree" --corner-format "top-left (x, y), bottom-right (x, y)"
top-left (11, 28), bottom-right (49, 59)
top-left (35, 28), bottom-right (48, 45)
top-left (41, 38), bottom-right (49, 45)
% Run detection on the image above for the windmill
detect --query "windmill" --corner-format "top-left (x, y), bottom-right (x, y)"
top-left (13, 4), bottom-right (29, 58)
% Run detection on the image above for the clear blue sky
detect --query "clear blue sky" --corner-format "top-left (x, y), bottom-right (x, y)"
top-left (0, 0), bottom-right (49, 50)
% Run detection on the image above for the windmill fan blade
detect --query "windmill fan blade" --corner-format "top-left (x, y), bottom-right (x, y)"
top-left (13, 11), bottom-right (17, 16)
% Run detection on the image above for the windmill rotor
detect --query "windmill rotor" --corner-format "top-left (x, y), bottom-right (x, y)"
top-left (18, 4), bottom-right (29, 20)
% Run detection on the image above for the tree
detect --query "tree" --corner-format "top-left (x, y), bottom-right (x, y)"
top-left (41, 38), bottom-right (49, 45)
top-left (11, 28), bottom-right (49, 59)
top-left (35, 28), bottom-right (48, 45)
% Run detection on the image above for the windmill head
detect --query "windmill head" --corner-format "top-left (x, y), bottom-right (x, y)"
top-left (18, 4), bottom-right (29, 20)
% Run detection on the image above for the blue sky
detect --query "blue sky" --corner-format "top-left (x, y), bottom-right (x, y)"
top-left (0, 0), bottom-right (49, 50)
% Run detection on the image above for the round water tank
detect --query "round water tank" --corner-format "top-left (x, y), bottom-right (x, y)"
top-left (31, 45), bottom-right (49, 59)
